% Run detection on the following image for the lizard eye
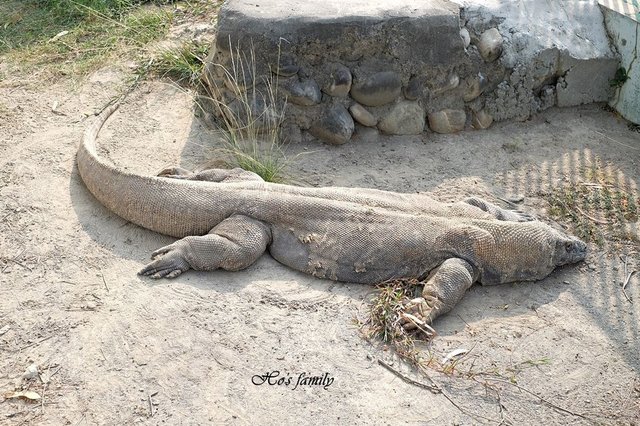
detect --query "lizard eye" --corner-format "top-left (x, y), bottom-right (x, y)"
top-left (565, 242), bottom-right (573, 252)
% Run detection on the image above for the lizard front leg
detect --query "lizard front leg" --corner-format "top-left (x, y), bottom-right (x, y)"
top-left (139, 215), bottom-right (271, 279)
top-left (401, 258), bottom-right (479, 329)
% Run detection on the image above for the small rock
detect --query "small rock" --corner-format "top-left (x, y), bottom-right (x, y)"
top-left (478, 28), bottom-right (503, 62)
top-left (471, 109), bottom-right (493, 130)
top-left (432, 73), bottom-right (459, 94)
top-left (0, 325), bottom-right (10, 336)
top-left (309, 104), bottom-right (354, 145)
top-left (22, 364), bottom-right (39, 380)
top-left (324, 64), bottom-right (352, 97)
top-left (378, 101), bottom-right (425, 135)
top-left (427, 109), bottom-right (466, 134)
top-left (351, 71), bottom-right (402, 107)
top-left (588, 263), bottom-right (596, 271)
top-left (349, 103), bottom-right (377, 127)
top-left (403, 77), bottom-right (423, 100)
top-left (563, 280), bottom-right (570, 285)
top-left (463, 73), bottom-right (487, 102)
top-left (283, 79), bottom-right (321, 106)
top-left (460, 27), bottom-right (471, 48)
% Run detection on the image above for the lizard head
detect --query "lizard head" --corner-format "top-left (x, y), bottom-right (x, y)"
top-left (552, 235), bottom-right (587, 266)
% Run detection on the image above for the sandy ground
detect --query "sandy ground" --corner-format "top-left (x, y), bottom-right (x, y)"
top-left (1, 65), bottom-right (640, 425)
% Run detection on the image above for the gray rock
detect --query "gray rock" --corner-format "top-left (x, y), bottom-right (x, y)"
top-left (378, 101), bottom-right (425, 135)
top-left (283, 79), bottom-right (322, 106)
top-left (403, 77), bottom-right (423, 100)
top-left (460, 27), bottom-right (471, 48)
top-left (478, 28), bottom-right (503, 62)
top-left (471, 109), bottom-right (493, 130)
top-left (309, 104), bottom-right (354, 145)
top-left (349, 103), bottom-right (377, 127)
top-left (463, 73), bottom-right (487, 102)
top-left (351, 71), bottom-right (402, 107)
top-left (427, 109), bottom-right (466, 134)
top-left (324, 64), bottom-right (352, 97)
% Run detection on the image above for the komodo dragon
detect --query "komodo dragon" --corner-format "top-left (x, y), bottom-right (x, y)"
top-left (77, 103), bottom-right (587, 325)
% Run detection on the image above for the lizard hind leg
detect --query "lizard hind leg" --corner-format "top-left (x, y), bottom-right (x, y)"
top-left (401, 258), bottom-right (478, 329)
top-left (138, 215), bottom-right (271, 279)
top-left (462, 197), bottom-right (535, 222)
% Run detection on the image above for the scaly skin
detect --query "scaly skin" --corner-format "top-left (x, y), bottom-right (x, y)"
top-left (77, 103), bottom-right (587, 324)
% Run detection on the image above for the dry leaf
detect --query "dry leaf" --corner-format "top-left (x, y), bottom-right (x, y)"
top-left (4, 390), bottom-right (42, 401)
top-left (442, 348), bottom-right (469, 364)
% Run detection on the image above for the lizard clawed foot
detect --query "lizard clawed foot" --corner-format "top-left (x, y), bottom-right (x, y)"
top-left (399, 297), bottom-right (437, 335)
top-left (157, 166), bottom-right (194, 180)
top-left (138, 242), bottom-right (191, 279)
top-left (509, 209), bottom-right (536, 222)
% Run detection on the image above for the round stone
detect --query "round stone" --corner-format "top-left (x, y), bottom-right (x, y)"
top-left (403, 77), bottom-right (423, 100)
top-left (350, 71), bottom-right (402, 107)
top-left (427, 109), bottom-right (466, 134)
top-left (284, 79), bottom-right (322, 106)
top-left (472, 109), bottom-right (493, 130)
top-left (378, 101), bottom-right (425, 135)
top-left (309, 104), bottom-right (354, 145)
top-left (432, 73), bottom-right (459, 94)
top-left (325, 64), bottom-right (352, 97)
top-left (349, 103), bottom-right (377, 127)
top-left (478, 28), bottom-right (503, 62)
top-left (460, 27), bottom-right (471, 48)
top-left (463, 73), bottom-right (487, 102)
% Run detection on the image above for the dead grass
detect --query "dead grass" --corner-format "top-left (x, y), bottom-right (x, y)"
top-left (545, 156), bottom-right (639, 246)
top-left (358, 279), bottom-right (437, 372)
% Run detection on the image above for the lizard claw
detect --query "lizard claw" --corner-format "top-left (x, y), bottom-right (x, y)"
top-left (139, 244), bottom-right (191, 279)
top-left (157, 166), bottom-right (194, 179)
top-left (399, 297), bottom-right (436, 334)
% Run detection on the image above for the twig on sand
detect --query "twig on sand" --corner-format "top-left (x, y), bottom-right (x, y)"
top-left (621, 254), bottom-right (637, 304)
top-left (481, 377), bottom-right (589, 420)
top-left (378, 358), bottom-right (440, 394)
top-left (378, 359), bottom-right (498, 424)
top-left (100, 269), bottom-right (110, 293)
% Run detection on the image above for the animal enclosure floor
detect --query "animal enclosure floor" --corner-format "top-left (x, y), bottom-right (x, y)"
top-left (0, 69), bottom-right (639, 425)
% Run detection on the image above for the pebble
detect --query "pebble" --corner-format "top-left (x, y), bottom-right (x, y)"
top-left (22, 364), bottom-right (39, 380)
top-left (378, 101), bottom-right (425, 135)
top-left (478, 28), bottom-right (503, 62)
top-left (350, 71), bottom-right (402, 107)
top-left (284, 78), bottom-right (321, 106)
top-left (433, 73), bottom-right (459, 94)
top-left (402, 77), bottom-right (423, 100)
top-left (428, 109), bottom-right (466, 134)
top-left (460, 27), bottom-right (471, 48)
top-left (309, 104), bottom-right (354, 145)
top-left (324, 63), bottom-right (352, 97)
top-left (349, 103), bottom-right (377, 127)
top-left (463, 73), bottom-right (487, 102)
top-left (471, 109), bottom-right (493, 130)
top-left (429, 109), bottom-right (467, 133)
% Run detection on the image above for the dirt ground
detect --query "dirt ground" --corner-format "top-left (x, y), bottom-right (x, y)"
top-left (1, 58), bottom-right (640, 425)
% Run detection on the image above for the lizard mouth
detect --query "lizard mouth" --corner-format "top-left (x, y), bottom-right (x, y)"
top-left (555, 237), bottom-right (587, 266)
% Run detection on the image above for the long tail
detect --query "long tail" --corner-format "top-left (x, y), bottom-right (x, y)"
top-left (76, 102), bottom-right (227, 237)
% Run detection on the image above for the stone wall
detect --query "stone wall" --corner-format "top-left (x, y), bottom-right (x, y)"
top-left (203, 0), bottom-right (619, 145)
